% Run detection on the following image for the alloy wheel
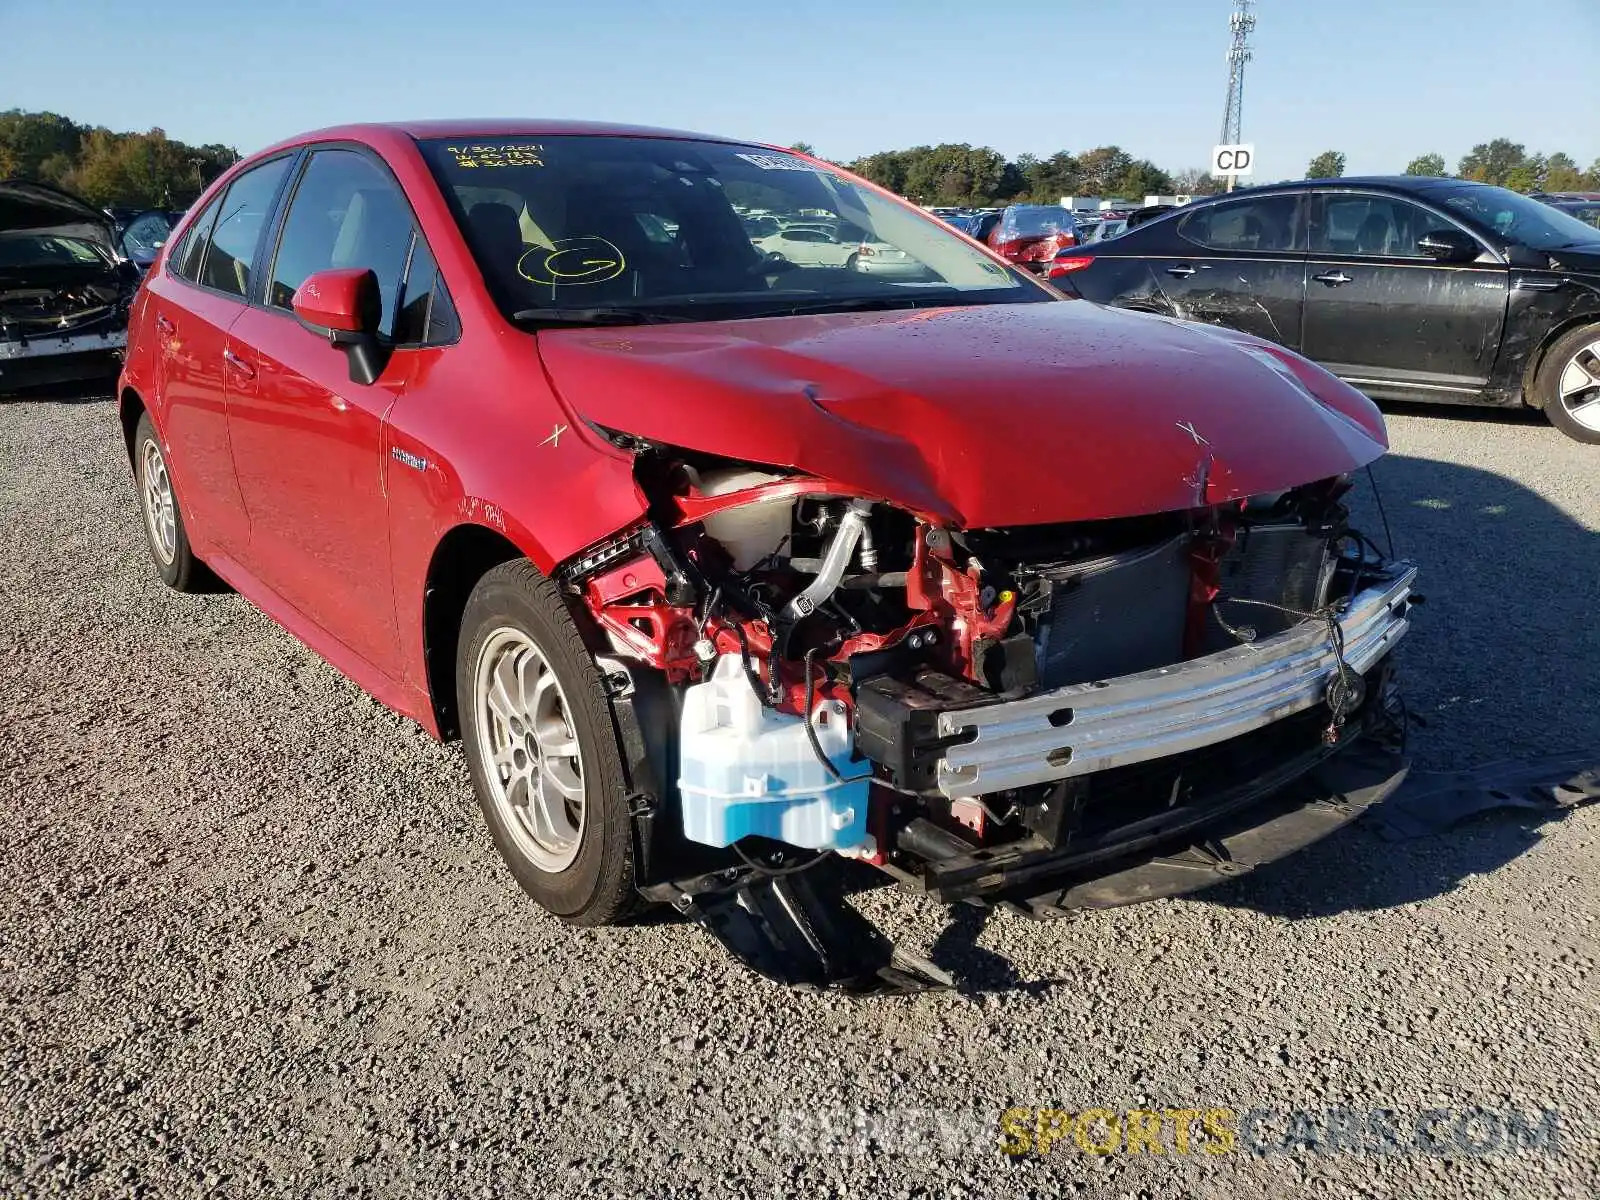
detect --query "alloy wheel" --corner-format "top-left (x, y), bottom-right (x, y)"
top-left (140, 439), bottom-right (177, 566)
top-left (1558, 340), bottom-right (1600, 433)
top-left (472, 627), bottom-right (586, 873)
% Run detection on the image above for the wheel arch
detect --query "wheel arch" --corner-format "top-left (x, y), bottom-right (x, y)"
top-left (1521, 314), bottom-right (1600, 409)
top-left (118, 385), bottom-right (147, 465)
top-left (420, 523), bottom-right (531, 741)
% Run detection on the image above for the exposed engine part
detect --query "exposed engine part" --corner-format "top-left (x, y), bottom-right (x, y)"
top-left (693, 466), bottom-right (790, 569)
top-left (554, 458), bottom-right (1414, 992)
top-left (677, 654), bottom-right (870, 852)
top-left (784, 498), bottom-right (874, 620)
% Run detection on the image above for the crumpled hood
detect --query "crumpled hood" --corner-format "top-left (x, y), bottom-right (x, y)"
top-left (0, 180), bottom-right (115, 247)
top-left (1545, 244), bottom-right (1600, 275)
top-left (537, 300), bottom-right (1389, 527)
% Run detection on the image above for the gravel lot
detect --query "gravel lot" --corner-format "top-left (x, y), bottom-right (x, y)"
top-left (1, 392), bottom-right (1596, 1199)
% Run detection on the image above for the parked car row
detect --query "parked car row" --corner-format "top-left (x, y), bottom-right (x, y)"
top-left (1051, 175), bottom-right (1600, 443)
top-left (115, 121), bottom-right (1418, 993)
top-left (1533, 190), bottom-right (1600, 230)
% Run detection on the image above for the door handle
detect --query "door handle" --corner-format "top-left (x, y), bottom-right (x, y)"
top-left (222, 349), bottom-right (255, 379)
top-left (155, 315), bottom-right (175, 335)
top-left (1165, 264), bottom-right (1197, 278)
top-left (1313, 270), bottom-right (1353, 287)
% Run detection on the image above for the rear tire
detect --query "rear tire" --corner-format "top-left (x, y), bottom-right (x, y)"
top-left (1535, 324), bottom-right (1600, 444)
top-left (133, 413), bottom-right (216, 592)
top-left (456, 559), bottom-right (639, 925)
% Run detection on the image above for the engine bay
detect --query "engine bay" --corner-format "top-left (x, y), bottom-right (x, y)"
top-left (560, 438), bottom-right (1407, 906)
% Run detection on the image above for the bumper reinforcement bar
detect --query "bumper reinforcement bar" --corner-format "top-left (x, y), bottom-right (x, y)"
top-left (934, 563), bottom-right (1416, 799)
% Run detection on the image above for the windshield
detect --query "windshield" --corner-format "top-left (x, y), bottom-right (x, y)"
top-left (1429, 183), bottom-right (1600, 250)
top-left (0, 234), bottom-right (111, 270)
top-left (418, 136), bottom-right (1042, 323)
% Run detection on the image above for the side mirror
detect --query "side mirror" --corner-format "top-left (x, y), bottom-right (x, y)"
top-left (1416, 228), bottom-right (1479, 263)
top-left (291, 267), bottom-right (388, 385)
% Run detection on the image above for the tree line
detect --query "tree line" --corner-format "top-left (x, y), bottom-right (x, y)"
top-left (6, 109), bottom-right (1593, 213)
top-left (0, 110), bottom-right (239, 210)
top-left (797, 139), bottom-right (1600, 208)
top-left (1305, 140), bottom-right (1600, 191)
top-left (791, 142), bottom-right (1216, 208)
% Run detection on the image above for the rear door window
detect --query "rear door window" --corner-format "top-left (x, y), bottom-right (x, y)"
top-left (1179, 195), bottom-right (1303, 253)
top-left (198, 157), bottom-right (292, 298)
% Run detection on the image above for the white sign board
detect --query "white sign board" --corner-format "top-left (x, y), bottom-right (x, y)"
top-left (1211, 144), bottom-right (1255, 178)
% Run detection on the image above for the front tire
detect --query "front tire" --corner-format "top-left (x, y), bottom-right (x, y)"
top-left (133, 413), bottom-right (215, 591)
top-left (456, 560), bottom-right (638, 925)
top-left (1535, 324), bottom-right (1600, 444)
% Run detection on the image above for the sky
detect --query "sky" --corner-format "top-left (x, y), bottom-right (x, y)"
top-left (5, 0), bottom-right (1598, 182)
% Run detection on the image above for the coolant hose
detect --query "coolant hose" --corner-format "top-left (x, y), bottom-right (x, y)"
top-left (784, 500), bottom-right (873, 622)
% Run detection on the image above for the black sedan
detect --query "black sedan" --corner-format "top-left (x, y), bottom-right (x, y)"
top-left (1051, 176), bottom-right (1600, 443)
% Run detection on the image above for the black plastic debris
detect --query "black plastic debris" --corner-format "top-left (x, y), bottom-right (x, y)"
top-left (658, 866), bottom-right (954, 996)
top-left (1363, 752), bottom-right (1600, 840)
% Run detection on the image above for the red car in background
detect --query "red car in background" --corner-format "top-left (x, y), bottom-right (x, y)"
top-left (985, 203), bottom-right (1081, 271)
top-left (118, 122), bottom-right (1417, 993)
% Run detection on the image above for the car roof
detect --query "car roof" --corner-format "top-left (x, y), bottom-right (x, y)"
top-left (254, 119), bottom-right (753, 158)
top-left (1214, 175), bottom-right (1489, 196)
top-left (1173, 175), bottom-right (1504, 217)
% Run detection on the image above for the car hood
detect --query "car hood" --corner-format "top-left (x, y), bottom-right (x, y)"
top-left (537, 300), bottom-right (1389, 528)
top-left (1545, 244), bottom-right (1600, 274)
top-left (0, 180), bottom-right (115, 247)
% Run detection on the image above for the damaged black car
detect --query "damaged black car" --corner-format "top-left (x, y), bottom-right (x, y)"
top-left (1, 181), bottom-right (138, 392)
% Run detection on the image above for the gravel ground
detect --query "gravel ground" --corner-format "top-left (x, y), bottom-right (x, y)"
top-left (1, 392), bottom-right (1596, 1199)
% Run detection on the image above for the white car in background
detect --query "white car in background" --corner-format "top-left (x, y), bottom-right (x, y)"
top-left (753, 226), bottom-right (860, 267)
top-left (853, 241), bottom-right (931, 279)
top-left (753, 225), bottom-right (932, 277)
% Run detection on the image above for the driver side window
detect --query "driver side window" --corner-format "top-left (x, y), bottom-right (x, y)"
top-left (267, 149), bottom-right (418, 339)
top-left (1311, 194), bottom-right (1457, 259)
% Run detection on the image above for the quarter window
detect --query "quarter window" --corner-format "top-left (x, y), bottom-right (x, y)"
top-left (392, 240), bottom-right (458, 346)
top-left (268, 150), bottom-right (417, 338)
top-left (1179, 195), bottom-right (1301, 253)
top-left (198, 157), bottom-right (291, 298)
top-left (170, 197), bottom-right (222, 283)
top-left (1311, 194), bottom-right (1464, 258)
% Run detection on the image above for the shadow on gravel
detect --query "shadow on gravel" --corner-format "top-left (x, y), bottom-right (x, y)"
top-left (927, 903), bottom-right (1071, 997)
top-left (1206, 451), bottom-right (1600, 921)
top-left (0, 380), bottom-right (116, 405)
top-left (1375, 397), bottom-right (1549, 430)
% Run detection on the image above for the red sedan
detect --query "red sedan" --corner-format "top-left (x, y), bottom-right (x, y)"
top-left (119, 121), bottom-right (1418, 993)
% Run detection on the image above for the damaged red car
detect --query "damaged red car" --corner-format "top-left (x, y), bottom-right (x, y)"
top-left (118, 122), bottom-right (1418, 993)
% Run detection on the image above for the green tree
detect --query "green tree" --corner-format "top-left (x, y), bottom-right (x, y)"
top-left (1543, 152), bottom-right (1584, 192)
top-left (0, 110), bottom-right (81, 180)
top-left (1503, 153), bottom-right (1547, 194)
top-left (787, 142), bottom-right (815, 156)
top-left (1173, 167), bottom-right (1224, 197)
top-left (1457, 138), bottom-right (1526, 186)
top-left (1075, 146), bottom-right (1134, 194)
top-left (1307, 150), bottom-right (1346, 178)
top-left (0, 110), bottom-right (236, 205)
top-left (1113, 159), bottom-right (1173, 200)
top-left (1403, 152), bottom-right (1446, 176)
top-left (848, 149), bottom-right (910, 195)
top-left (1020, 150), bottom-right (1080, 202)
